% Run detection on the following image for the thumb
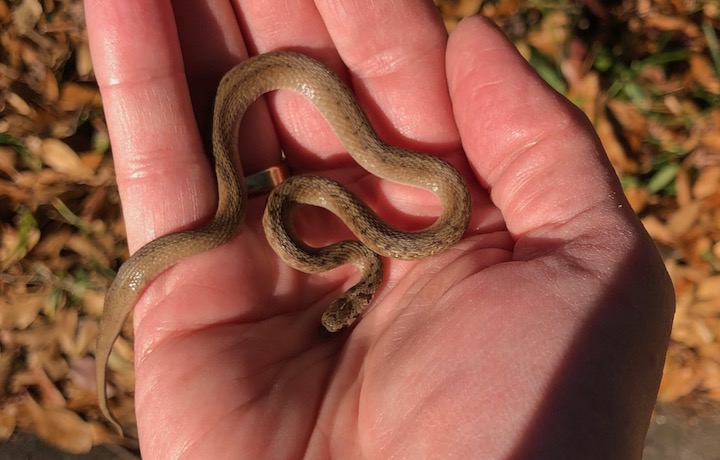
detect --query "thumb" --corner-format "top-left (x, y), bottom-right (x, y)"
top-left (446, 16), bottom-right (632, 240)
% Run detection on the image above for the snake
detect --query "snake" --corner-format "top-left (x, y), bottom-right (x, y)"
top-left (95, 51), bottom-right (471, 434)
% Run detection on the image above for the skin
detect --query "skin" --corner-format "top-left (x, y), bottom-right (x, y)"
top-left (85, 0), bottom-right (675, 458)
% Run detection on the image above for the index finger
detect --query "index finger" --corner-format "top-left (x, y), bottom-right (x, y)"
top-left (86, 0), bottom-right (280, 252)
top-left (86, 0), bottom-right (224, 252)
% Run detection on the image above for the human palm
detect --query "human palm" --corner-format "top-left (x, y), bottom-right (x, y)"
top-left (86, 1), bottom-right (673, 458)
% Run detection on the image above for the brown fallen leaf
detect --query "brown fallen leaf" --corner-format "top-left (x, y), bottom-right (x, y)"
top-left (59, 82), bottom-right (102, 112)
top-left (644, 14), bottom-right (701, 41)
top-left (690, 298), bottom-right (720, 317)
top-left (22, 393), bottom-right (93, 454)
top-left (667, 201), bottom-right (702, 238)
top-left (595, 112), bottom-right (638, 175)
top-left (700, 360), bottom-right (720, 401)
top-left (0, 146), bottom-right (19, 175)
top-left (39, 138), bottom-right (95, 180)
top-left (6, 92), bottom-right (34, 117)
top-left (31, 366), bottom-right (66, 409)
top-left (11, 0), bottom-right (42, 35)
top-left (0, 404), bottom-right (17, 442)
top-left (0, 287), bottom-right (51, 330)
top-left (690, 54), bottom-right (720, 95)
top-left (64, 233), bottom-right (110, 266)
top-left (1, 222), bottom-right (40, 270)
top-left (624, 186), bottom-right (649, 213)
top-left (675, 167), bottom-right (692, 207)
top-left (658, 358), bottom-right (702, 402)
top-left (74, 40), bottom-right (93, 77)
top-left (696, 275), bottom-right (720, 301)
top-left (693, 165), bottom-right (720, 200)
top-left (641, 215), bottom-right (675, 245)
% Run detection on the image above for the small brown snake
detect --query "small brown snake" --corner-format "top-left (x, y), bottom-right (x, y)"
top-left (96, 51), bottom-right (471, 434)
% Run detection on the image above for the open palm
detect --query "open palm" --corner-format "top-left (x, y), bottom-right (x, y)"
top-left (86, 1), bottom-right (673, 458)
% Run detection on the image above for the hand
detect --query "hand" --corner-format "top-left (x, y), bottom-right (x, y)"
top-left (86, 1), bottom-right (674, 457)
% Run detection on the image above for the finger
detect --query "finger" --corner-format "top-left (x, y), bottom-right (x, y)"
top-left (447, 17), bottom-right (634, 238)
top-left (317, 0), bottom-right (459, 151)
top-left (86, 0), bottom-right (214, 252)
top-left (237, 0), bottom-right (465, 222)
top-left (234, 0), bottom-right (347, 168)
top-left (173, 0), bottom-right (281, 173)
top-left (172, 0), bottom-right (245, 123)
top-left (236, 0), bottom-right (331, 54)
top-left (315, 0), bottom-right (469, 221)
top-left (236, 0), bottom-right (461, 170)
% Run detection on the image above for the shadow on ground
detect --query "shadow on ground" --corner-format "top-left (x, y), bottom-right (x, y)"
top-left (644, 403), bottom-right (720, 460)
top-left (0, 430), bottom-right (138, 459)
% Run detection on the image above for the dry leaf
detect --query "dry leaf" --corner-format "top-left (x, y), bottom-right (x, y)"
top-left (596, 112), bottom-right (637, 175)
top-left (30, 228), bottom-right (72, 261)
top-left (11, 0), bottom-right (42, 35)
top-left (690, 54), bottom-right (720, 95)
top-left (675, 167), bottom-right (692, 207)
top-left (644, 14), bottom-right (701, 39)
top-left (75, 40), bottom-right (93, 77)
top-left (569, 72), bottom-right (600, 121)
top-left (0, 346), bottom-right (19, 397)
top-left (74, 319), bottom-right (99, 356)
top-left (700, 360), bottom-right (720, 401)
top-left (23, 394), bottom-right (93, 454)
top-left (54, 309), bottom-right (79, 356)
top-left (624, 186), bottom-right (649, 213)
top-left (696, 276), bottom-right (720, 301)
top-left (527, 11), bottom-right (569, 60)
top-left (81, 289), bottom-right (105, 317)
top-left (0, 288), bottom-right (51, 330)
top-left (699, 342), bottom-right (720, 362)
top-left (444, 0), bottom-right (482, 16)
top-left (666, 201), bottom-right (702, 238)
top-left (5, 92), bottom-right (33, 116)
top-left (0, 146), bottom-right (18, 175)
top-left (59, 82), bottom-right (102, 112)
top-left (700, 130), bottom-right (720, 152)
top-left (672, 321), bottom-right (710, 348)
top-left (65, 234), bottom-right (110, 266)
top-left (690, 298), bottom-right (720, 317)
top-left (39, 138), bottom-right (94, 180)
top-left (0, 404), bottom-right (17, 442)
top-left (0, 0), bottom-right (10, 21)
top-left (1, 223), bottom-right (41, 270)
top-left (641, 215), bottom-right (675, 245)
top-left (32, 366), bottom-right (66, 409)
top-left (693, 165), bottom-right (720, 200)
top-left (658, 360), bottom-right (702, 402)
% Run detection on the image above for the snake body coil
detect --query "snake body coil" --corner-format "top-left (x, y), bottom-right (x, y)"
top-left (96, 51), bottom-right (471, 434)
